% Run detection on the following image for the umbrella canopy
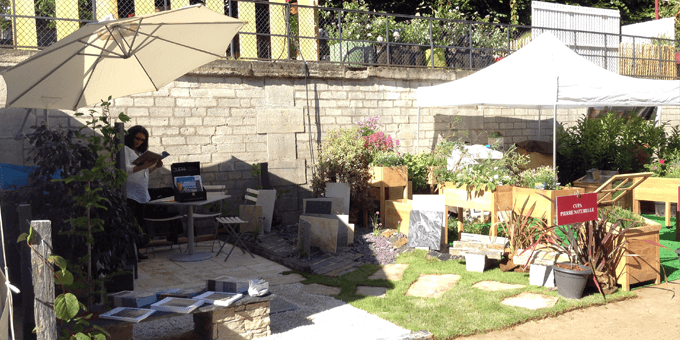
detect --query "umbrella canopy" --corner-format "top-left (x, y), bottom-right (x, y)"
top-left (1, 4), bottom-right (244, 110)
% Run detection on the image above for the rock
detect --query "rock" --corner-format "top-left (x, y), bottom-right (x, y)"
top-left (393, 238), bottom-right (408, 248)
top-left (381, 229), bottom-right (395, 238)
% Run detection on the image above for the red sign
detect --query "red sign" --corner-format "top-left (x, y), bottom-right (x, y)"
top-left (556, 193), bottom-right (598, 225)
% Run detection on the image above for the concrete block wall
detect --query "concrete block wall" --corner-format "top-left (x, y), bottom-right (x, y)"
top-left (1, 52), bottom-right (677, 224)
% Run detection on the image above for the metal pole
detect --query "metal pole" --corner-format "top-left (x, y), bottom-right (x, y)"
top-left (229, 0), bottom-right (234, 59)
top-left (468, 22), bottom-right (472, 69)
top-left (386, 15), bottom-right (390, 65)
top-left (92, 0), bottom-right (97, 21)
top-left (338, 11), bottom-right (342, 65)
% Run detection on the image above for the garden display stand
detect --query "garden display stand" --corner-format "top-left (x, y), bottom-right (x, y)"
top-left (439, 182), bottom-right (512, 238)
top-left (369, 166), bottom-right (409, 221)
top-left (633, 177), bottom-right (680, 241)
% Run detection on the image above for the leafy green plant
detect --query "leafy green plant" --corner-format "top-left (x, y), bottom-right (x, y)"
top-left (599, 206), bottom-right (646, 229)
top-left (518, 166), bottom-right (559, 190)
top-left (369, 150), bottom-right (405, 167)
top-left (557, 113), bottom-right (669, 184)
top-left (18, 227), bottom-right (109, 340)
top-left (497, 197), bottom-right (546, 255)
top-left (371, 211), bottom-right (383, 236)
top-left (312, 125), bottom-right (373, 212)
top-left (488, 131), bottom-right (503, 138)
top-left (435, 145), bottom-right (529, 192)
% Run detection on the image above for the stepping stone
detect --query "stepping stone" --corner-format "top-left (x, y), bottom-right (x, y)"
top-left (355, 286), bottom-right (388, 297)
top-left (264, 273), bottom-right (306, 286)
top-left (472, 281), bottom-right (526, 292)
top-left (368, 264), bottom-right (409, 281)
top-left (405, 274), bottom-right (461, 298)
top-left (301, 283), bottom-right (341, 296)
top-left (501, 292), bottom-right (558, 310)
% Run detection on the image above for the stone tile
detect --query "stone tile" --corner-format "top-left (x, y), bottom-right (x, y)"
top-left (407, 210), bottom-right (444, 251)
top-left (356, 286), bottom-right (388, 298)
top-left (405, 274), bottom-right (461, 298)
top-left (501, 292), bottom-right (558, 310)
top-left (256, 189), bottom-right (276, 233)
top-left (303, 197), bottom-right (344, 215)
top-left (298, 217), bottom-right (312, 256)
top-left (247, 262), bottom-right (291, 275)
top-left (300, 215), bottom-right (339, 253)
top-left (325, 182), bottom-right (350, 215)
top-left (472, 281), bottom-right (526, 292)
top-left (301, 283), bottom-right (341, 296)
top-left (368, 264), bottom-right (409, 281)
top-left (263, 273), bottom-right (306, 286)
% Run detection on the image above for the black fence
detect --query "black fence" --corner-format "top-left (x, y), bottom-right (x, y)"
top-left (0, 0), bottom-right (676, 79)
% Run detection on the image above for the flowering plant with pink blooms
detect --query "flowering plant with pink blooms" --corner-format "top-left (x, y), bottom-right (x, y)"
top-left (644, 152), bottom-right (680, 178)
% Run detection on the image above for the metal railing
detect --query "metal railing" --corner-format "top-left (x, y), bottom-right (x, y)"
top-left (0, 0), bottom-right (676, 79)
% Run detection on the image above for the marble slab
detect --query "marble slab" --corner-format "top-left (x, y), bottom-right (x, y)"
top-left (299, 215), bottom-right (339, 253)
top-left (256, 189), bottom-right (276, 233)
top-left (407, 210), bottom-right (444, 251)
top-left (298, 217), bottom-right (312, 256)
top-left (325, 182), bottom-right (350, 215)
top-left (303, 197), bottom-right (344, 215)
top-left (304, 200), bottom-right (333, 215)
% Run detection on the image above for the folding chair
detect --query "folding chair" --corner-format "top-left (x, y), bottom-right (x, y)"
top-left (192, 185), bottom-right (226, 251)
top-left (215, 188), bottom-right (259, 262)
top-left (142, 215), bottom-right (185, 257)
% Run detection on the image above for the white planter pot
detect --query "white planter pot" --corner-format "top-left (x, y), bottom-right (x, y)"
top-left (530, 264), bottom-right (555, 288)
top-left (465, 253), bottom-right (488, 273)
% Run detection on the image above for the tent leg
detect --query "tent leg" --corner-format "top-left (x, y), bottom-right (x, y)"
top-left (553, 104), bottom-right (557, 169)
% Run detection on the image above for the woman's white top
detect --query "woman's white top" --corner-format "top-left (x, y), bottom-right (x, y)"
top-left (125, 145), bottom-right (151, 203)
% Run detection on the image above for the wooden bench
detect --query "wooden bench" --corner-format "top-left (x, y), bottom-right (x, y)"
top-left (96, 293), bottom-right (274, 340)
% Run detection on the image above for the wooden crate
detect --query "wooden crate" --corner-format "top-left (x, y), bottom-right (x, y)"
top-left (613, 217), bottom-right (662, 291)
top-left (384, 199), bottom-right (412, 233)
top-left (439, 182), bottom-right (512, 237)
top-left (633, 177), bottom-right (680, 239)
top-left (511, 186), bottom-right (579, 226)
top-left (369, 166), bottom-right (408, 187)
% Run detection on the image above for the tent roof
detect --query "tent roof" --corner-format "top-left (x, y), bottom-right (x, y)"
top-left (416, 33), bottom-right (680, 108)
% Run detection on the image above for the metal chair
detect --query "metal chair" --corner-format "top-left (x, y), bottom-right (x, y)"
top-left (191, 185), bottom-right (226, 251)
top-left (142, 215), bottom-right (185, 257)
top-left (215, 188), bottom-right (259, 262)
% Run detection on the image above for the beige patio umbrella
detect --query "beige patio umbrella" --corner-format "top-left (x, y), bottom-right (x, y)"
top-left (0, 4), bottom-right (244, 110)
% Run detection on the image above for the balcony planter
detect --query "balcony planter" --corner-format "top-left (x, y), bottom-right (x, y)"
top-left (633, 177), bottom-right (680, 229)
top-left (511, 186), bottom-right (580, 226)
top-left (553, 262), bottom-right (592, 299)
top-left (369, 166), bottom-right (408, 187)
top-left (384, 198), bottom-right (412, 233)
top-left (330, 41), bottom-right (375, 67)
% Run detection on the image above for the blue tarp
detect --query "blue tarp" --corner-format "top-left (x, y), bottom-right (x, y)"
top-left (0, 163), bottom-right (34, 189)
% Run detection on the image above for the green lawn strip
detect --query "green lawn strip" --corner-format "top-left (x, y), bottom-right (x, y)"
top-left (641, 214), bottom-right (680, 282)
top-left (287, 250), bottom-right (634, 339)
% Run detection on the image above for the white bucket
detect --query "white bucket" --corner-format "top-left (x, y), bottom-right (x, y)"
top-left (465, 253), bottom-right (487, 273)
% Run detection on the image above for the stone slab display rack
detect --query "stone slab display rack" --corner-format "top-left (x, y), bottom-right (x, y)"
top-left (449, 233), bottom-right (509, 261)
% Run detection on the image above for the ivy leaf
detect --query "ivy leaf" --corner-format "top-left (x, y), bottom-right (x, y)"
top-left (72, 332), bottom-right (90, 340)
top-left (55, 269), bottom-right (74, 286)
top-left (48, 255), bottom-right (68, 270)
top-left (17, 233), bottom-right (28, 243)
top-left (54, 293), bottom-right (80, 321)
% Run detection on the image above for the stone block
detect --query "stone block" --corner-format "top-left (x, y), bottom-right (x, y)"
top-left (265, 83), bottom-right (295, 107)
top-left (256, 189), bottom-right (276, 233)
top-left (298, 217), bottom-right (311, 256)
top-left (299, 215), bottom-right (339, 253)
top-left (324, 182), bottom-right (350, 215)
top-left (303, 197), bottom-right (343, 215)
top-left (239, 205), bottom-right (263, 233)
top-left (267, 134), bottom-right (297, 161)
top-left (256, 108), bottom-right (304, 133)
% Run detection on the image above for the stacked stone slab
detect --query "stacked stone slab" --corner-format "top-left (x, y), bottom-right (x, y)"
top-left (449, 233), bottom-right (509, 260)
top-left (298, 183), bottom-right (354, 254)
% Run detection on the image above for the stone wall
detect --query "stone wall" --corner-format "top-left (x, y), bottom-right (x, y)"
top-left (2, 49), bottom-right (680, 224)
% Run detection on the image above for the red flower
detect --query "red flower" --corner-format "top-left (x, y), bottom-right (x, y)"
top-left (660, 159), bottom-right (666, 164)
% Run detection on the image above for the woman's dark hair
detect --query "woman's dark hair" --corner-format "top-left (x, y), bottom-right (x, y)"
top-left (125, 125), bottom-right (149, 153)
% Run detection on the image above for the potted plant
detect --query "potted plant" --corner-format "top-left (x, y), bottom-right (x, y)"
top-left (436, 145), bottom-right (528, 237)
top-left (512, 166), bottom-right (578, 226)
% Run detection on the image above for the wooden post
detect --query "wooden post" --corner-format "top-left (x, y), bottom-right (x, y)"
top-left (17, 204), bottom-right (36, 340)
top-left (30, 220), bottom-right (57, 340)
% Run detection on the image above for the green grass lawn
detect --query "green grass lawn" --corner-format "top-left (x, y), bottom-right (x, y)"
top-left (292, 250), bottom-right (635, 339)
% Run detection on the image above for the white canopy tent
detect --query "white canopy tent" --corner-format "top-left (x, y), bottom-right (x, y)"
top-left (416, 33), bottom-right (680, 168)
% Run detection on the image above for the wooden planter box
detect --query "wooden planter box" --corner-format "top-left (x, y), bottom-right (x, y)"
top-left (369, 166), bottom-right (409, 220)
top-left (369, 166), bottom-right (408, 187)
top-left (512, 187), bottom-right (579, 226)
top-left (633, 177), bottom-right (680, 234)
top-left (439, 182), bottom-right (513, 237)
top-left (384, 199), bottom-right (412, 234)
top-left (613, 217), bottom-right (662, 291)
